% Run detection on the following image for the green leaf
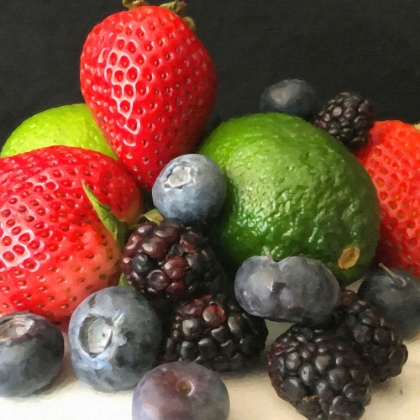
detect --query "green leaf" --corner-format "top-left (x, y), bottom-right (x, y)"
top-left (82, 183), bottom-right (128, 249)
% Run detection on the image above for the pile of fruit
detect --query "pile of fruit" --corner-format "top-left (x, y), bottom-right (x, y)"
top-left (2, 2), bottom-right (420, 420)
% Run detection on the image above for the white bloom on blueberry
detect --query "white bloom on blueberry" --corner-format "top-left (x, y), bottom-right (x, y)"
top-left (152, 154), bottom-right (226, 223)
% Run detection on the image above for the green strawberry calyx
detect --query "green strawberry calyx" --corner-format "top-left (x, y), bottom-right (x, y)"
top-left (82, 183), bottom-right (128, 250)
top-left (122, 0), bottom-right (196, 31)
top-left (118, 273), bottom-right (135, 289)
top-left (140, 208), bottom-right (164, 225)
top-left (123, 0), bottom-right (185, 13)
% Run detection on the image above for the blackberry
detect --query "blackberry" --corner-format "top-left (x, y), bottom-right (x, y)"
top-left (267, 325), bottom-right (371, 420)
top-left (321, 290), bottom-right (408, 382)
top-left (162, 293), bottom-right (268, 372)
top-left (121, 218), bottom-right (227, 313)
top-left (314, 91), bottom-right (375, 151)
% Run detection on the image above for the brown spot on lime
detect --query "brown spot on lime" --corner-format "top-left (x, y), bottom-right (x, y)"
top-left (338, 247), bottom-right (360, 269)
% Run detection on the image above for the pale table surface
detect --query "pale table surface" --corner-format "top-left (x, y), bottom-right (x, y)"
top-left (2, 316), bottom-right (420, 420)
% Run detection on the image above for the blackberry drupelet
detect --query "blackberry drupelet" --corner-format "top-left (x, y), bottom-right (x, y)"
top-left (267, 325), bottom-right (371, 420)
top-left (162, 293), bottom-right (268, 372)
top-left (314, 91), bottom-right (375, 151)
top-left (121, 218), bottom-right (227, 312)
top-left (321, 290), bottom-right (408, 382)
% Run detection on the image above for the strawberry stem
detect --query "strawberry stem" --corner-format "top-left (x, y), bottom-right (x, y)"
top-left (123, 0), bottom-right (185, 13)
top-left (122, 0), bottom-right (196, 31)
top-left (160, 1), bottom-right (187, 15)
top-left (122, 0), bottom-right (149, 10)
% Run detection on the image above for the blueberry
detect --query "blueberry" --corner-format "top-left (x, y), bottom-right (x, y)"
top-left (259, 79), bottom-right (316, 118)
top-left (0, 312), bottom-right (64, 397)
top-left (152, 154), bottom-right (226, 223)
top-left (234, 255), bottom-right (340, 325)
top-left (358, 264), bottom-right (420, 339)
top-left (132, 361), bottom-right (230, 420)
top-left (68, 286), bottom-right (162, 392)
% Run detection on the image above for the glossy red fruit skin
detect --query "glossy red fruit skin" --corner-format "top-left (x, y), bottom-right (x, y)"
top-left (355, 120), bottom-right (420, 277)
top-left (80, 5), bottom-right (218, 191)
top-left (0, 146), bottom-right (143, 224)
top-left (0, 146), bottom-right (143, 328)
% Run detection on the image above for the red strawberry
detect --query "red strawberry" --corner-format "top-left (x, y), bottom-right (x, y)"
top-left (80, 1), bottom-right (218, 191)
top-left (355, 120), bottom-right (420, 276)
top-left (0, 146), bottom-right (144, 328)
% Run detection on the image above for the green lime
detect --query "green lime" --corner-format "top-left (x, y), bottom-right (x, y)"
top-left (199, 113), bottom-right (380, 286)
top-left (1, 104), bottom-right (116, 159)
